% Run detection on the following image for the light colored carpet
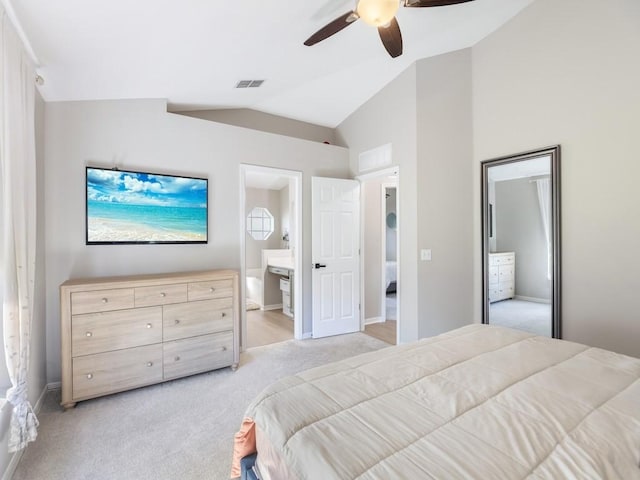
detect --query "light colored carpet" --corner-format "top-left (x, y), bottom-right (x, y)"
top-left (13, 333), bottom-right (389, 480)
top-left (489, 299), bottom-right (551, 337)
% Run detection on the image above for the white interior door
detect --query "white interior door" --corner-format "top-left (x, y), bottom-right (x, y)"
top-left (312, 177), bottom-right (360, 338)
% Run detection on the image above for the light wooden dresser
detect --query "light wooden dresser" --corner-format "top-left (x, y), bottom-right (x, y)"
top-left (60, 269), bottom-right (239, 409)
top-left (488, 252), bottom-right (515, 303)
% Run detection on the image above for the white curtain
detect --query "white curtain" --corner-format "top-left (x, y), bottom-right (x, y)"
top-left (535, 178), bottom-right (552, 280)
top-left (0, 7), bottom-right (39, 452)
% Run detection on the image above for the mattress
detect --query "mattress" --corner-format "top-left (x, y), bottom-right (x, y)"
top-left (385, 260), bottom-right (397, 289)
top-left (238, 324), bottom-right (640, 479)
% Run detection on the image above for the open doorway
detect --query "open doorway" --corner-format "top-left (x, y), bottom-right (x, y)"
top-left (239, 165), bottom-right (302, 350)
top-left (358, 167), bottom-right (399, 345)
top-left (382, 184), bottom-right (398, 326)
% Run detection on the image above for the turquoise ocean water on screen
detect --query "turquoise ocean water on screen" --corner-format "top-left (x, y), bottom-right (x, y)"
top-left (88, 201), bottom-right (207, 237)
top-left (86, 167), bottom-right (208, 242)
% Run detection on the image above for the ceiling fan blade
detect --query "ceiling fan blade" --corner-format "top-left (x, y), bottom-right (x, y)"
top-left (304, 11), bottom-right (359, 46)
top-left (378, 17), bottom-right (403, 58)
top-left (403, 0), bottom-right (475, 7)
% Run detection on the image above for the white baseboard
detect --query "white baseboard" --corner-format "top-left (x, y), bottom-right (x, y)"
top-left (364, 316), bottom-right (385, 325)
top-left (514, 295), bottom-right (551, 304)
top-left (262, 304), bottom-right (283, 311)
top-left (2, 381), bottom-right (60, 480)
top-left (302, 332), bottom-right (312, 339)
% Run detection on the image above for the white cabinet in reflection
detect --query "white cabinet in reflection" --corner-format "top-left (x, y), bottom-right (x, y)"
top-left (489, 252), bottom-right (515, 303)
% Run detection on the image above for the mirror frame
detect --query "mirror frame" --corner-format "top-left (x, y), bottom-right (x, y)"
top-left (481, 145), bottom-right (561, 338)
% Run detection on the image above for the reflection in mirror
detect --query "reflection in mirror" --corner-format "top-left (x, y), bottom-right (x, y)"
top-left (482, 146), bottom-right (560, 338)
top-left (386, 212), bottom-right (397, 230)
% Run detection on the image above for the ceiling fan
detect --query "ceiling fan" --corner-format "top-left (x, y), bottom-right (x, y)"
top-left (304, 0), bottom-right (475, 58)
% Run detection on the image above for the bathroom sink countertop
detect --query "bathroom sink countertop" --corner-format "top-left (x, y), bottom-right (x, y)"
top-left (267, 257), bottom-right (294, 270)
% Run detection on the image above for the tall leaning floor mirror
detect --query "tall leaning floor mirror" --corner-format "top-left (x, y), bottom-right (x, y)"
top-left (481, 146), bottom-right (561, 338)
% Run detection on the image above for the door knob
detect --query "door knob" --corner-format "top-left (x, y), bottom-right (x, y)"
top-left (314, 263), bottom-right (327, 269)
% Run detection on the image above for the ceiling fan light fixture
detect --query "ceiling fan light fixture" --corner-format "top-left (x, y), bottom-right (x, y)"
top-left (356, 0), bottom-right (399, 27)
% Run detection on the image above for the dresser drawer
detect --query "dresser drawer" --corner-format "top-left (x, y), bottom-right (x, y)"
top-left (489, 287), bottom-right (500, 302)
top-left (498, 283), bottom-right (514, 298)
top-left (188, 279), bottom-right (233, 301)
top-left (490, 253), bottom-right (514, 266)
top-left (72, 344), bottom-right (163, 400)
top-left (72, 306), bottom-right (162, 357)
top-left (498, 264), bottom-right (514, 281)
top-left (163, 332), bottom-right (233, 380)
top-left (135, 283), bottom-right (187, 307)
top-left (71, 288), bottom-right (134, 315)
top-left (488, 266), bottom-right (499, 285)
top-left (163, 299), bottom-right (233, 341)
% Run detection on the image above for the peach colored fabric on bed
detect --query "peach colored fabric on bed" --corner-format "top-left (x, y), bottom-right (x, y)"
top-left (236, 324), bottom-right (640, 479)
top-left (230, 417), bottom-right (256, 478)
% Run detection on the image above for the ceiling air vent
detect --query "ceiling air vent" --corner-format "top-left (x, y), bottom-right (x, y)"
top-left (235, 79), bottom-right (265, 88)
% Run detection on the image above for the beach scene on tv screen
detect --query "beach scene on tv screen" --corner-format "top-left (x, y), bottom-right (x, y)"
top-left (87, 168), bottom-right (208, 243)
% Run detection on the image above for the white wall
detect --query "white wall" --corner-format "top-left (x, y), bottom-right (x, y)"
top-left (386, 188), bottom-right (397, 262)
top-left (337, 50), bottom-right (475, 342)
top-left (473, 0), bottom-right (640, 356)
top-left (280, 183), bottom-right (290, 248)
top-left (363, 178), bottom-right (384, 322)
top-left (177, 109), bottom-right (339, 146)
top-left (31, 89), bottom-right (48, 407)
top-left (336, 66), bottom-right (420, 343)
top-left (494, 178), bottom-right (549, 301)
top-left (416, 49), bottom-right (474, 338)
top-left (44, 99), bottom-right (350, 382)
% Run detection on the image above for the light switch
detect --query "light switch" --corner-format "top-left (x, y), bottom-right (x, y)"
top-left (420, 249), bottom-right (432, 261)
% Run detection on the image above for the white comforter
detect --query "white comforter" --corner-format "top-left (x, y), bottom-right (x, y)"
top-left (245, 325), bottom-right (640, 479)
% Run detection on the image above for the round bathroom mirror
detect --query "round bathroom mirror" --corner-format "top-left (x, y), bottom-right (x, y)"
top-left (386, 212), bottom-right (397, 230)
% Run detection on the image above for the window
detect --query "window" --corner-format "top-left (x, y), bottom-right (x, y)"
top-left (247, 207), bottom-right (274, 240)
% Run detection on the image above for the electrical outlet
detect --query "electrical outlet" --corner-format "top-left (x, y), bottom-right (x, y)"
top-left (420, 249), bottom-right (432, 261)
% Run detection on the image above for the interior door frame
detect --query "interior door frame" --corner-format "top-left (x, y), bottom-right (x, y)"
top-left (356, 166), bottom-right (400, 343)
top-left (380, 182), bottom-right (397, 328)
top-left (239, 164), bottom-right (303, 350)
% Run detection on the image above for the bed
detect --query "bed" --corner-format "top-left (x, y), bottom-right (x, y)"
top-left (231, 324), bottom-right (640, 479)
top-left (385, 260), bottom-right (397, 293)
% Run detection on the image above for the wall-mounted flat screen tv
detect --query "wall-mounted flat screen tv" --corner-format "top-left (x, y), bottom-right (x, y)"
top-left (86, 166), bottom-right (208, 245)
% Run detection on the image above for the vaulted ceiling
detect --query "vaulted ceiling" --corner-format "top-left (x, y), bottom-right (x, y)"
top-left (9, 0), bottom-right (533, 127)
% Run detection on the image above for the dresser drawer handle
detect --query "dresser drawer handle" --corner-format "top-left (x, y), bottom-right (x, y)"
top-left (221, 346), bottom-right (227, 352)
top-left (174, 319), bottom-right (180, 325)
top-left (209, 287), bottom-right (215, 293)
top-left (101, 298), bottom-right (108, 304)
top-left (147, 362), bottom-right (153, 367)
top-left (221, 312), bottom-right (226, 318)
top-left (86, 373), bottom-right (93, 379)
top-left (160, 292), bottom-right (166, 298)
top-left (146, 323), bottom-right (152, 329)
top-left (174, 356), bottom-right (181, 362)
top-left (86, 332), bottom-right (92, 337)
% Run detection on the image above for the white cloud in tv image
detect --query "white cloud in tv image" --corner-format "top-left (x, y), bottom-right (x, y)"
top-left (86, 167), bottom-right (208, 244)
